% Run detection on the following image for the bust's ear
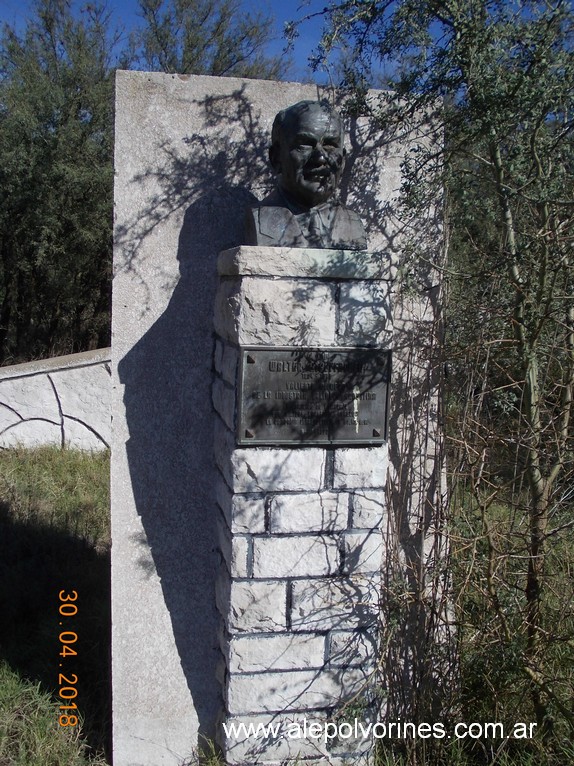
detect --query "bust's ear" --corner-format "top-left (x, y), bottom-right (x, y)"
top-left (269, 143), bottom-right (281, 174)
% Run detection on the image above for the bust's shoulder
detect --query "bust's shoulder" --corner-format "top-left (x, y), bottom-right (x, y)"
top-left (247, 199), bottom-right (296, 230)
top-left (330, 203), bottom-right (368, 250)
top-left (244, 198), bottom-right (302, 247)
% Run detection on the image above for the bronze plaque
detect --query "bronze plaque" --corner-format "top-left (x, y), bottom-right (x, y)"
top-left (238, 347), bottom-right (390, 446)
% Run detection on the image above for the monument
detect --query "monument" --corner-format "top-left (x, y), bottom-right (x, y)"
top-left (211, 98), bottom-right (394, 765)
top-left (112, 72), bottom-right (444, 766)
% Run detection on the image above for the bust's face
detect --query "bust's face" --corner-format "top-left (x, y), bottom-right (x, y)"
top-left (272, 103), bottom-right (346, 208)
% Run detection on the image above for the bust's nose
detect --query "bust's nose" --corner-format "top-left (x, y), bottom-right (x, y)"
top-left (309, 145), bottom-right (328, 164)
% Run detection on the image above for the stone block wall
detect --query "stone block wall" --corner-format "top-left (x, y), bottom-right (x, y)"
top-left (0, 348), bottom-right (111, 450)
top-left (213, 246), bottom-right (393, 765)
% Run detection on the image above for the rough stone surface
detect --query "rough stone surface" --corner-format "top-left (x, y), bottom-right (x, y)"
top-left (226, 759), bottom-right (370, 766)
top-left (228, 446), bottom-right (327, 493)
top-left (291, 577), bottom-right (380, 631)
top-left (218, 247), bottom-right (397, 281)
top-left (214, 339), bottom-right (239, 385)
top-left (0, 418), bottom-right (63, 448)
top-left (343, 531), bottom-right (384, 574)
top-left (351, 491), bottom-right (387, 530)
top-left (215, 418), bottom-right (326, 493)
top-left (212, 376), bottom-right (236, 432)
top-left (221, 709), bottom-right (375, 766)
top-left (52, 364), bottom-right (111, 446)
top-left (227, 667), bottom-right (370, 715)
top-left (252, 535), bottom-right (340, 578)
top-left (328, 630), bottom-right (378, 668)
top-left (214, 277), bottom-right (337, 347)
top-left (228, 634), bottom-right (326, 673)
top-left (333, 447), bottom-right (388, 490)
top-left (113, 715), bottom-right (199, 766)
top-left (337, 281), bottom-right (393, 347)
top-left (62, 415), bottom-right (110, 450)
top-left (219, 580), bottom-right (288, 633)
top-left (0, 349), bottom-right (111, 450)
top-left (216, 480), bottom-right (266, 534)
top-left (394, 286), bottom-right (441, 325)
top-left (268, 492), bottom-right (349, 534)
top-left (0, 375), bottom-right (60, 425)
top-left (218, 524), bottom-right (250, 578)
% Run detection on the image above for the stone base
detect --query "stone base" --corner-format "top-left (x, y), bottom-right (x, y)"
top-left (213, 246), bottom-right (393, 764)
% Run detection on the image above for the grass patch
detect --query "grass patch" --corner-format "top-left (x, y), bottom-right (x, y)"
top-left (0, 446), bottom-right (110, 550)
top-left (0, 446), bottom-right (110, 764)
top-left (0, 660), bottom-right (108, 766)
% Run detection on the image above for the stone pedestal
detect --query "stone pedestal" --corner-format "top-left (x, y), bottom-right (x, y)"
top-left (213, 246), bottom-right (394, 765)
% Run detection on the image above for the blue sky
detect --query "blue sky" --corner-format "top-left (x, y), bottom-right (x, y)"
top-left (0, 0), bottom-right (331, 82)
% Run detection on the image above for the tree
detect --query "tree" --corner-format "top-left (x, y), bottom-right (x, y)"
top-left (0, 0), bottom-right (120, 363)
top-left (294, 0), bottom-right (574, 755)
top-left (136, 0), bottom-right (288, 79)
top-left (0, 0), bottom-right (287, 365)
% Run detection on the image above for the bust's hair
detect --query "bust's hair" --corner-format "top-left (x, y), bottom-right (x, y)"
top-left (271, 100), bottom-right (342, 146)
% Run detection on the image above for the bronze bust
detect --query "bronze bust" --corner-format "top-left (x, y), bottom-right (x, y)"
top-left (245, 101), bottom-right (367, 250)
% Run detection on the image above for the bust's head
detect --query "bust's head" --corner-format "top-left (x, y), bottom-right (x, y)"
top-left (269, 101), bottom-right (346, 209)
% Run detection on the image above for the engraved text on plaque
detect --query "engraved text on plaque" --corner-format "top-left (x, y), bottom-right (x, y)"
top-left (238, 347), bottom-right (390, 445)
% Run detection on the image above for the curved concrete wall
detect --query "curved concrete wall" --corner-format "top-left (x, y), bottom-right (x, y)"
top-left (0, 348), bottom-right (111, 450)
